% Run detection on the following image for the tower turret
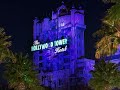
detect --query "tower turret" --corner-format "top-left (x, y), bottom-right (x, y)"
top-left (70, 4), bottom-right (76, 27)
top-left (33, 17), bottom-right (40, 40)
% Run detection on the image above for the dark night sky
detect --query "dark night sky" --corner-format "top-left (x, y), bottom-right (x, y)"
top-left (0, 0), bottom-right (107, 59)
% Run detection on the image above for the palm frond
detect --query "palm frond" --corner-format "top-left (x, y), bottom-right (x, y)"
top-left (0, 28), bottom-right (15, 63)
top-left (89, 60), bottom-right (120, 90)
top-left (4, 53), bottom-right (42, 90)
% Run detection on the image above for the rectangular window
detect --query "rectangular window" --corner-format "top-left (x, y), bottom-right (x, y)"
top-left (39, 50), bottom-right (43, 54)
top-left (58, 79), bottom-right (63, 86)
top-left (39, 70), bottom-right (41, 73)
top-left (64, 58), bottom-right (70, 63)
top-left (39, 63), bottom-right (43, 67)
top-left (64, 65), bottom-right (69, 69)
top-left (39, 56), bottom-right (42, 61)
top-left (78, 67), bottom-right (84, 72)
top-left (64, 51), bottom-right (69, 55)
top-left (36, 36), bottom-right (39, 40)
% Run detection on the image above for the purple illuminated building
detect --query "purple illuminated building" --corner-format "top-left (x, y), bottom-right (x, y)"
top-left (32, 2), bottom-right (95, 90)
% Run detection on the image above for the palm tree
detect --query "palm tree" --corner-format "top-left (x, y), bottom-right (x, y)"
top-left (0, 28), bottom-right (15, 63)
top-left (102, 0), bottom-right (120, 25)
top-left (94, 24), bottom-right (120, 59)
top-left (94, 0), bottom-right (120, 59)
top-left (89, 60), bottom-right (120, 90)
top-left (4, 53), bottom-right (43, 90)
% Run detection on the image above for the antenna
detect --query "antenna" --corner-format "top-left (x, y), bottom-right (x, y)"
top-left (72, 4), bottom-right (75, 9)
top-left (62, 1), bottom-right (64, 4)
top-left (78, 4), bottom-right (82, 9)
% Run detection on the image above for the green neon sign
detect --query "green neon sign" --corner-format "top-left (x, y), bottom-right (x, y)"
top-left (31, 39), bottom-right (67, 51)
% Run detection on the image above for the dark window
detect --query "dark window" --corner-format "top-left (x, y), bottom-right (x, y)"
top-left (61, 36), bottom-right (64, 39)
top-left (64, 51), bottom-right (69, 55)
top-left (67, 44), bottom-right (70, 48)
top-left (42, 76), bottom-right (44, 82)
top-left (61, 45), bottom-right (65, 48)
top-left (64, 58), bottom-right (70, 63)
top-left (78, 34), bottom-right (81, 39)
top-left (39, 56), bottom-right (42, 61)
top-left (65, 65), bottom-right (69, 69)
top-left (39, 70), bottom-right (41, 73)
top-left (59, 79), bottom-right (62, 86)
top-left (39, 63), bottom-right (43, 67)
top-left (39, 50), bottom-right (43, 54)
top-left (67, 37), bottom-right (71, 45)
top-left (77, 67), bottom-right (84, 72)
top-left (46, 38), bottom-right (50, 42)
top-left (36, 36), bottom-right (39, 40)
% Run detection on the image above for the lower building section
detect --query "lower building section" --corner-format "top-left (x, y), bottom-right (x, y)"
top-left (38, 58), bottom-right (95, 90)
top-left (39, 69), bottom-right (70, 90)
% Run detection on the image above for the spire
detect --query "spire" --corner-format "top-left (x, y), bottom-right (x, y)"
top-left (72, 4), bottom-right (75, 9)
top-left (34, 17), bottom-right (39, 23)
top-left (79, 6), bottom-right (82, 9)
top-left (78, 4), bottom-right (82, 9)
top-left (58, 1), bottom-right (66, 10)
top-left (62, 1), bottom-right (64, 4)
top-left (35, 17), bottom-right (38, 20)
